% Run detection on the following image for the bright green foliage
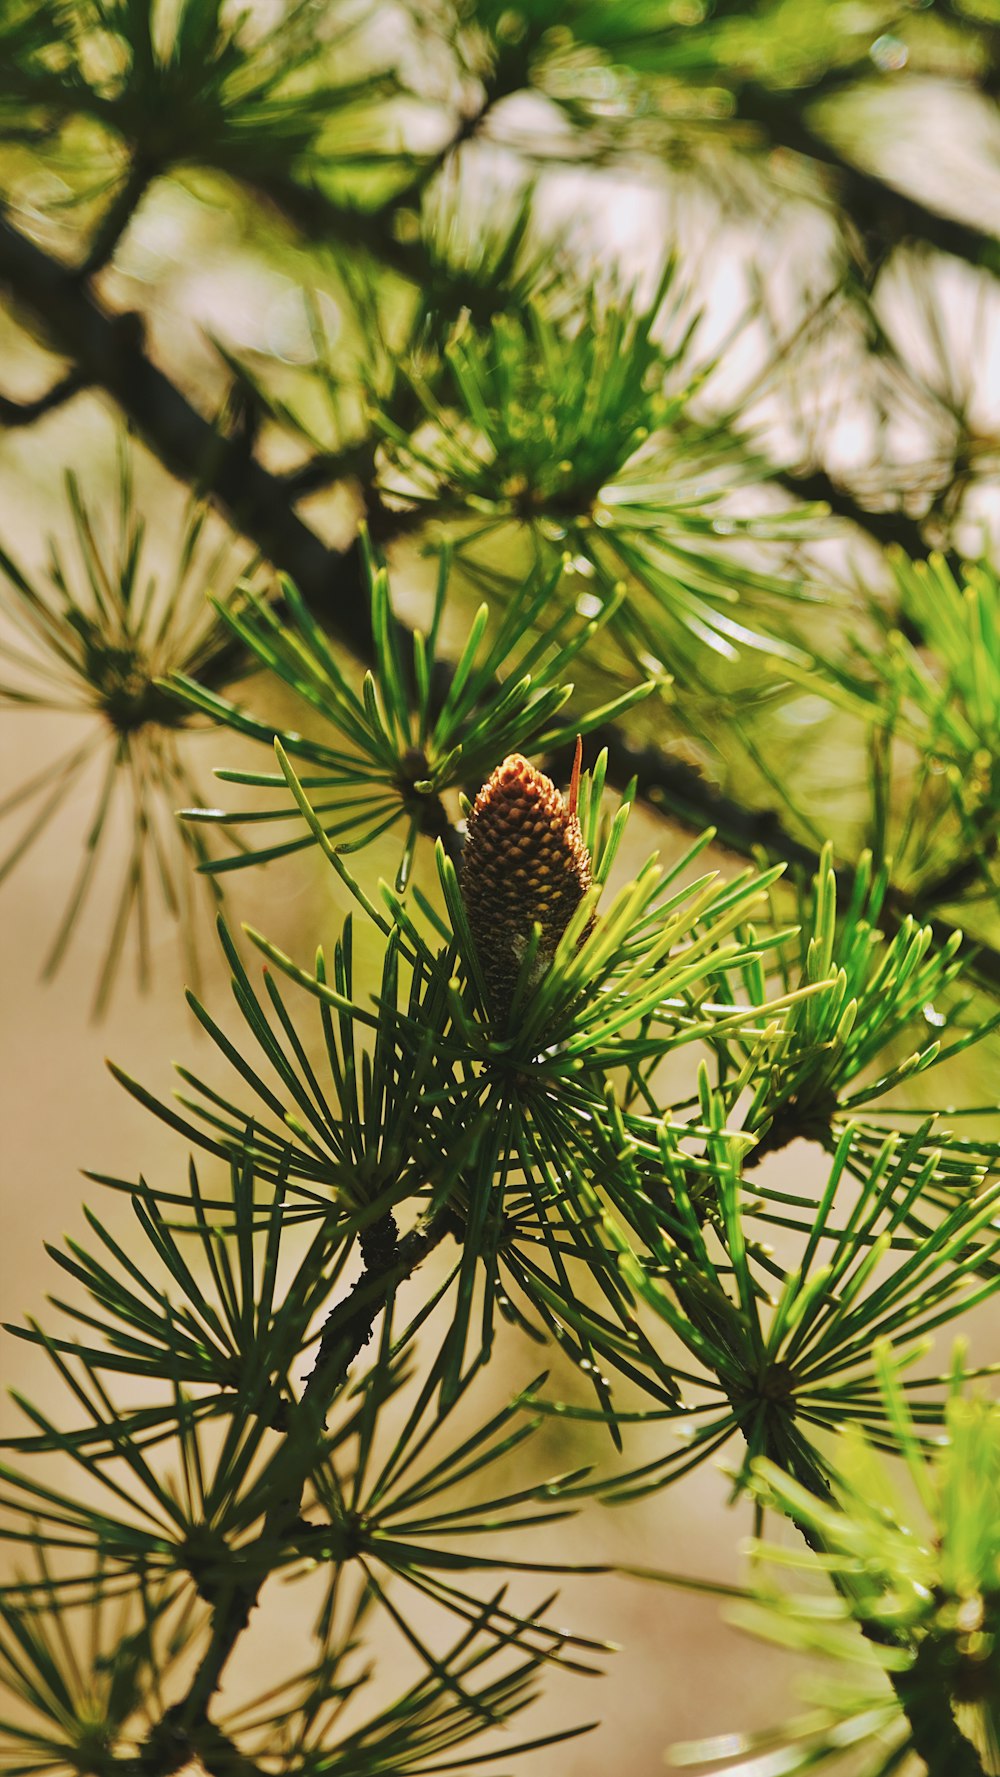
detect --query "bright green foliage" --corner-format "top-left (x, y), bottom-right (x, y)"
top-left (173, 540), bottom-right (653, 888)
top-left (540, 1113), bottom-right (1000, 1500)
top-left (711, 842), bottom-right (1000, 1156)
top-left (809, 554), bottom-right (1000, 918)
top-left (672, 1352), bottom-right (1000, 1775)
top-left (458, 0), bottom-right (887, 153)
top-left (116, 754), bottom-right (816, 1419)
top-left (372, 274), bottom-right (820, 676)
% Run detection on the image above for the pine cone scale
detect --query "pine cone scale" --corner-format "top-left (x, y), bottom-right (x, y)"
top-left (461, 753), bottom-right (593, 1023)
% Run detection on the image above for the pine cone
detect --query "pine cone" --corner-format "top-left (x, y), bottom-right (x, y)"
top-left (461, 751), bottom-right (592, 1023)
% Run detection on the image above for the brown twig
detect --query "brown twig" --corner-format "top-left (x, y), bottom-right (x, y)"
top-left (153, 1204), bottom-right (455, 1751)
top-left (0, 210), bottom-right (374, 657)
top-left (0, 367), bottom-right (87, 425)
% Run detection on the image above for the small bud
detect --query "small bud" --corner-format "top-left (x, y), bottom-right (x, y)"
top-left (461, 743), bottom-right (592, 1022)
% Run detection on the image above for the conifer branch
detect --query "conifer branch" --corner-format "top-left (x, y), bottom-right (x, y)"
top-left (154, 1205), bottom-right (456, 1750)
top-left (771, 463), bottom-right (939, 558)
top-left (545, 730), bottom-right (1000, 994)
top-left (8, 16), bottom-right (1000, 1768)
top-left (663, 1248), bottom-right (992, 1774)
top-left (305, 1207), bottom-right (456, 1399)
top-left (0, 210), bottom-right (374, 653)
top-left (2, 215), bottom-right (994, 997)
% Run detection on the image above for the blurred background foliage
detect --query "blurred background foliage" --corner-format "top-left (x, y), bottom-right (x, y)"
top-left (7, 1), bottom-right (1000, 1773)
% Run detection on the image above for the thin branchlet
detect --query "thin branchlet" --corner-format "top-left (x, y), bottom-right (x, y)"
top-left (143, 1208), bottom-right (456, 1759)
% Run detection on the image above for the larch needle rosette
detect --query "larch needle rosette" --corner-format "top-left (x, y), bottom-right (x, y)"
top-left (460, 741), bottom-right (592, 1021)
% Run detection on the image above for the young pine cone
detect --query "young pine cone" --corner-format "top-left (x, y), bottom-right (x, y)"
top-left (461, 746), bottom-right (592, 1023)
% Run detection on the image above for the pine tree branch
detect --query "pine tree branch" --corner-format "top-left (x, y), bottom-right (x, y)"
top-left (304, 1208), bottom-right (453, 1401)
top-left (78, 153), bottom-right (157, 279)
top-left (771, 462), bottom-right (937, 558)
top-left (144, 1204), bottom-right (456, 1764)
top-left (140, 1713), bottom-right (266, 1777)
top-left (784, 1517), bottom-right (991, 1775)
top-left (544, 730), bottom-right (1000, 995)
top-left (665, 1275), bottom-right (990, 1774)
top-left (897, 1638), bottom-right (989, 1775)
top-left (0, 367), bottom-right (86, 425)
top-left (5, 208), bottom-right (997, 1004)
top-left (0, 208), bottom-right (374, 655)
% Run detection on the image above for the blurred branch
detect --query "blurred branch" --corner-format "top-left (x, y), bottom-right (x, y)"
top-left (277, 441), bottom-right (379, 498)
top-left (78, 153), bottom-right (157, 279)
top-left (246, 172), bottom-right (435, 284)
top-left (0, 208), bottom-right (374, 657)
top-left (897, 1638), bottom-right (991, 1776)
top-left (0, 366), bottom-right (86, 424)
top-left (736, 78), bottom-right (1000, 273)
top-left (773, 463), bottom-right (938, 557)
top-left (545, 728), bottom-right (1000, 995)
